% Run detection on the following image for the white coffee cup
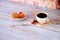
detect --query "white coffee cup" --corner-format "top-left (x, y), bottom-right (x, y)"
top-left (36, 12), bottom-right (48, 24)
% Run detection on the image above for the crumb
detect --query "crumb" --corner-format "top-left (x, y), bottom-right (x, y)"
top-left (9, 25), bottom-right (15, 28)
top-left (22, 23), bottom-right (27, 26)
top-left (31, 20), bottom-right (38, 24)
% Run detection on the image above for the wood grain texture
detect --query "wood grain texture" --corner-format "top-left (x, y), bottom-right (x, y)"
top-left (0, 0), bottom-right (60, 40)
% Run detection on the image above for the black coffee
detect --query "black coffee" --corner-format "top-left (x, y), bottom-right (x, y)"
top-left (37, 13), bottom-right (47, 18)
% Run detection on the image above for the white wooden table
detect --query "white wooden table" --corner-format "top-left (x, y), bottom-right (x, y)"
top-left (0, 0), bottom-right (60, 40)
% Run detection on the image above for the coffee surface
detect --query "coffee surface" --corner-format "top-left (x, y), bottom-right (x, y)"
top-left (37, 13), bottom-right (47, 18)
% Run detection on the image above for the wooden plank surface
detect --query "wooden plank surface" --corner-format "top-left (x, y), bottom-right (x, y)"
top-left (0, 0), bottom-right (60, 40)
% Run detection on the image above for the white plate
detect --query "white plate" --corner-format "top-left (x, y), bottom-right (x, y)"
top-left (12, 16), bottom-right (26, 20)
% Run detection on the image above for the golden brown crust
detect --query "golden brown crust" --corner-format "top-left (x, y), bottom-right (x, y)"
top-left (12, 12), bottom-right (20, 18)
top-left (12, 12), bottom-right (25, 19)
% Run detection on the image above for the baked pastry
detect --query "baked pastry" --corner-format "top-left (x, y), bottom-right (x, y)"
top-left (12, 12), bottom-right (25, 19)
